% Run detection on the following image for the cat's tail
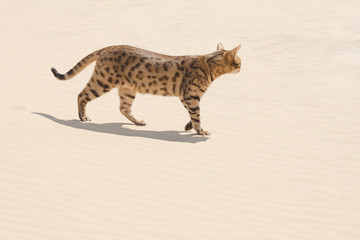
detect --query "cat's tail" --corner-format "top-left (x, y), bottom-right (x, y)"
top-left (51, 47), bottom-right (107, 81)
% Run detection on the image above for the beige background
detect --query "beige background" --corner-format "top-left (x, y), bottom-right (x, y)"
top-left (1, 0), bottom-right (360, 239)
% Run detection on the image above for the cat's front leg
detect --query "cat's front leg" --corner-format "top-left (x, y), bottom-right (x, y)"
top-left (181, 96), bottom-right (210, 135)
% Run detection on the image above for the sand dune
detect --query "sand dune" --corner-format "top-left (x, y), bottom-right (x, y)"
top-left (1, 0), bottom-right (360, 239)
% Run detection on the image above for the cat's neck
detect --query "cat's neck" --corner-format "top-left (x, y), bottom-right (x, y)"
top-left (207, 61), bottom-right (225, 81)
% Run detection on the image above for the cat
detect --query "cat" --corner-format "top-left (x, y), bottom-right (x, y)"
top-left (51, 43), bottom-right (241, 135)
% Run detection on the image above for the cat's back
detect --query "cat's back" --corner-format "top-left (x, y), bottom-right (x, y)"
top-left (98, 45), bottom-right (183, 63)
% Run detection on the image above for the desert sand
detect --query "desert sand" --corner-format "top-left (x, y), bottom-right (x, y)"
top-left (1, 0), bottom-right (360, 239)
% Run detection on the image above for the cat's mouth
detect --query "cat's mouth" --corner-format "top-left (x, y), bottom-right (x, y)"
top-left (233, 69), bottom-right (240, 74)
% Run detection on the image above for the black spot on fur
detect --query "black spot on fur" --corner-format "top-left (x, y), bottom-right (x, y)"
top-left (130, 63), bottom-right (141, 71)
top-left (163, 63), bottom-right (169, 71)
top-left (159, 75), bottom-right (169, 81)
top-left (90, 89), bottom-right (99, 97)
top-left (140, 57), bottom-right (148, 63)
top-left (172, 72), bottom-right (180, 82)
top-left (145, 63), bottom-right (152, 72)
top-left (97, 80), bottom-right (104, 88)
top-left (190, 95), bottom-right (200, 101)
top-left (191, 117), bottom-right (200, 123)
top-left (189, 106), bottom-right (200, 112)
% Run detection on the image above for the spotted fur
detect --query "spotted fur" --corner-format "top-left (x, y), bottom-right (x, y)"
top-left (51, 43), bottom-right (241, 135)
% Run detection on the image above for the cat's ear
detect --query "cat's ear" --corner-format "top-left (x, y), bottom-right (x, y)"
top-left (230, 45), bottom-right (241, 57)
top-left (217, 43), bottom-right (224, 51)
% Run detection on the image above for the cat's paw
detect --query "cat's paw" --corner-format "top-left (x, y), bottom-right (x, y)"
top-left (80, 115), bottom-right (91, 122)
top-left (185, 121), bottom-right (193, 131)
top-left (197, 129), bottom-right (211, 135)
top-left (135, 120), bottom-right (146, 126)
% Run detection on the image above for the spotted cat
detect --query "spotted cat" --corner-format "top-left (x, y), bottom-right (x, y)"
top-left (51, 43), bottom-right (241, 135)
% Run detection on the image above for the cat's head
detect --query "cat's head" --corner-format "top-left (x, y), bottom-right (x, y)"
top-left (207, 43), bottom-right (241, 74)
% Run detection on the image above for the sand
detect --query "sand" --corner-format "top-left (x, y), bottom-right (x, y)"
top-left (1, 0), bottom-right (360, 239)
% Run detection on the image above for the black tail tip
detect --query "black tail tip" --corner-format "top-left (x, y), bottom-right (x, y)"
top-left (51, 67), bottom-right (58, 76)
top-left (51, 67), bottom-right (65, 80)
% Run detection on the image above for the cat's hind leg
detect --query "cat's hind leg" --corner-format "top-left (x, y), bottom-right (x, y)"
top-left (118, 88), bottom-right (145, 126)
top-left (78, 73), bottom-right (113, 122)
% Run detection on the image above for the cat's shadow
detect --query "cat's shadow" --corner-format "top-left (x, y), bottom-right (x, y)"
top-left (32, 112), bottom-right (208, 143)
